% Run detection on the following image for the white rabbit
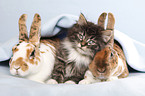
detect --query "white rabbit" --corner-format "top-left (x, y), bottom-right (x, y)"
top-left (9, 13), bottom-right (59, 83)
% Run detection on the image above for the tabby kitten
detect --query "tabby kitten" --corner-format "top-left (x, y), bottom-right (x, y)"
top-left (46, 13), bottom-right (111, 84)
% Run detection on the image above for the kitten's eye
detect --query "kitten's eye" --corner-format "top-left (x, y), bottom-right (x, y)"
top-left (88, 40), bottom-right (95, 45)
top-left (30, 49), bottom-right (35, 57)
top-left (78, 34), bottom-right (83, 40)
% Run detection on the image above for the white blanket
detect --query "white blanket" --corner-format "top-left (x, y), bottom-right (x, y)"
top-left (0, 66), bottom-right (145, 96)
top-left (0, 14), bottom-right (145, 72)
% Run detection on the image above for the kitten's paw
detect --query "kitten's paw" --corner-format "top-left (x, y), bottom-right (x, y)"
top-left (46, 79), bottom-right (58, 84)
top-left (79, 79), bottom-right (91, 84)
top-left (107, 77), bottom-right (118, 81)
top-left (36, 81), bottom-right (45, 84)
top-left (65, 80), bottom-right (76, 84)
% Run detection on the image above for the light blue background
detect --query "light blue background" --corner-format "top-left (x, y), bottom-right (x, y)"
top-left (0, 0), bottom-right (145, 44)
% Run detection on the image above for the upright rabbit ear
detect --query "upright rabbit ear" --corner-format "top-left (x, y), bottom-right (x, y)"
top-left (98, 12), bottom-right (107, 29)
top-left (106, 13), bottom-right (115, 30)
top-left (19, 14), bottom-right (28, 43)
top-left (77, 13), bottom-right (87, 25)
top-left (102, 13), bottom-right (115, 46)
top-left (29, 13), bottom-right (41, 47)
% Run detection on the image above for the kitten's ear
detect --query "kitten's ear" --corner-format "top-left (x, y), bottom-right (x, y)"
top-left (77, 13), bottom-right (87, 25)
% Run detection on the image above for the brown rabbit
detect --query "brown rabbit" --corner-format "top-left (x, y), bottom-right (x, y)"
top-left (79, 13), bottom-right (129, 84)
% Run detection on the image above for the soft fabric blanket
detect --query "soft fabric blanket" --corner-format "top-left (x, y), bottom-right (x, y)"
top-left (0, 65), bottom-right (145, 96)
top-left (0, 14), bottom-right (145, 72)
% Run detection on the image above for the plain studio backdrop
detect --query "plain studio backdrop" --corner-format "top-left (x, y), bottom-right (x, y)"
top-left (0, 0), bottom-right (145, 44)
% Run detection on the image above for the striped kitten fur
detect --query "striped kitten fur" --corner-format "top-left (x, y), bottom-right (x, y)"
top-left (46, 13), bottom-right (113, 84)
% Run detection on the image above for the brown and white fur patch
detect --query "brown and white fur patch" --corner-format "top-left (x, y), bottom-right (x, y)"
top-left (9, 14), bottom-right (59, 83)
top-left (79, 43), bottom-right (129, 84)
top-left (10, 41), bottom-right (56, 83)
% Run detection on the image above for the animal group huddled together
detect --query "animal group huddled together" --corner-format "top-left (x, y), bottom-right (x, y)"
top-left (9, 12), bottom-right (129, 84)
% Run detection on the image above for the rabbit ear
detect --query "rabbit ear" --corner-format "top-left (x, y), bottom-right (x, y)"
top-left (106, 31), bottom-right (114, 47)
top-left (102, 30), bottom-right (112, 43)
top-left (106, 13), bottom-right (115, 47)
top-left (98, 12), bottom-right (107, 29)
top-left (78, 13), bottom-right (87, 25)
top-left (106, 13), bottom-right (115, 30)
top-left (29, 13), bottom-right (41, 47)
top-left (102, 13), bottom-right (115, 46)
top-left (19, 14), bottom-right (28, 43)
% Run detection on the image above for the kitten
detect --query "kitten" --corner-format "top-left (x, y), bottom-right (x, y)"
top-left (46, 13), bottom-right (111, 84)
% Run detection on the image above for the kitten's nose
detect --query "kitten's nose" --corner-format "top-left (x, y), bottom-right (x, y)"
top-left (81, 41), bottom-right (86, 47)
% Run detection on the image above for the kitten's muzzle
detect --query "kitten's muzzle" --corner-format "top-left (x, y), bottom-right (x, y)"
top-left (81, 41), bottom-right (87, 47)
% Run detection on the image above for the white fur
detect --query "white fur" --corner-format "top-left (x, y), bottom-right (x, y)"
top-left (10, 42), bottom-right (35, 76)
top-left (111, 56), bottom-right (125, 77)
top-left (62, 38), bottom-right (91, 68)
top-left (10, 42), bottom-right (55, 83)
top-left (11, 42), bottom-right (34, 62)
top-left (62, 38), bottom-right (91, 77)
top-left (27, 43), bottom-right (55, 83)
top-left (79, 70), bottom-right (100, 84)
top-left (46, 79), bottom-right (58, 84)
top-left (64, 80), bottom-right (76, 84)
top-left (107, 76), bottom-right (118, 81)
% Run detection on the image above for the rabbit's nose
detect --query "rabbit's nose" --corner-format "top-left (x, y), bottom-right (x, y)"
top-left (97, 68), bottom-right (106, 73)
top-left (14, 66), bottom-right (21, 70)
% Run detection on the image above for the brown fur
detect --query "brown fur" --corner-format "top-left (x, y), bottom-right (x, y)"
top-left (98, 12), bottom-right (107, 29)
top-left (11, 57), bottom-right (29, 71)
top-left (26, 44), bottom-right (31, 47)
top-left (26, 48), bottom-right (33, 59)
top-left (12, 48), bottom-right (19, 53)
top-left (88, 13), bottom-right (128, 81)
top-left (89, 43), bottom-right (129, 80)
top-left (89, 47), bottom-right (112, 79)
top-left (40, 51), bottom-right (45, 53)
top-left (29, 14), bottom-right (41, 46)
top-left (19, 14), bottom-right (28, 42)
top-left (114, 43), bottom-right (129, 78)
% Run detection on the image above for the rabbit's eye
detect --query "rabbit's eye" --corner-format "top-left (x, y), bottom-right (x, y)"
top-left (30, 49), bottom-right (35, 57)
top-left (12, 43), bottom-right (20, 52)
top-left (111, 52), bottom-right (113, 57)
top-left (12, 47), bottom-right (19, 52)
top-left (12, 48), bottom-right (15, 51)
top-left (12, 46), bottom-right (16, 51)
